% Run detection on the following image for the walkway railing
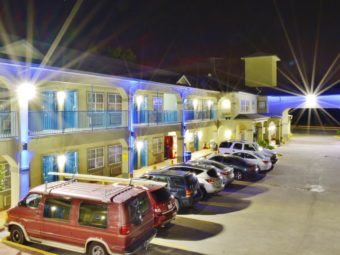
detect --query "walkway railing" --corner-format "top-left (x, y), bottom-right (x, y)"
top-left (184, 110), bottom-right (217, 122)
top-left (133, 110), bottom-right (181, 125)
top-left (0, 111), bottom-right (16, 138)
top-left (28, 111), bottom-right (128, 136)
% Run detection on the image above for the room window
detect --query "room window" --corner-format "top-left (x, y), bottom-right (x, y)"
top-left (153, 96), bottom-right (163, 112)
top-left (259, 101), bottom-right (266, 110)
top-left (108, 93), bottom-right (122, 111)
top-left (240, 100), bottom-right (250, 113)
top-left (108, 144), bottom-right (122, 165)
top-left (88, 147), bottom-right (104, 170)
top-left (152, 137), bottom-right (163, 154)
top-left (88, 92), bottom-right (104, 111)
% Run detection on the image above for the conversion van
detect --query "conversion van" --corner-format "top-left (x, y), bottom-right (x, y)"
top-left (6, 181), bottom-right (156, 255)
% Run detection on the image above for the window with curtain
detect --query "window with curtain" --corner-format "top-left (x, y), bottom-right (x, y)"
top-left (152, 137), bottom-right (163, 154)
top-left (108, 144), bottom-right (122, 165)
top-left (88, 92), bottom-right (104, 111)
top-left (107, 93), bottom-right (122, 110)
top-left (88, 147), bottom-right (104, 170)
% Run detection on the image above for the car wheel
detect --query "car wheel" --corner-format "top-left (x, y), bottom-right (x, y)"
top-left (174, 198), bottom-right (180, 212)
top-left (10, 226), bottom-right (26, 244)
top-left (200, 187), bottom-right (208, 200)
top-left (88, 242), bottom-right (108, 255)
top-left (234, 171), bottom-right (243, 180)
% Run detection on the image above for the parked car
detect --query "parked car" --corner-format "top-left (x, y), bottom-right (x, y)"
top-left (208, 154), bottom-right (259, 180)
top-left (164, 164), bottom-right (224, 197)
top-left (6, 181), bottom-right (156, 255)
top-left (141, 169), bottom-right (202, 211)
top-left (251, 142), bottom-right (278, 164)
top-left (218, 140), bottom-right (278, 164)
top-left (114, 181), bottom-right (177, 228)
top-left (187, 159), bottom-right (234, 186)
top-left (232, 151), bottom-right (272, 172)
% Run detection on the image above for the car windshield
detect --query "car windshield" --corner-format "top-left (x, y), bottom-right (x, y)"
top-left (151, 187), bottom-right (171, 203)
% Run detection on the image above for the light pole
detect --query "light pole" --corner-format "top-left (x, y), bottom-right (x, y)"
top-left (17, 82), bottom-right (36, 200)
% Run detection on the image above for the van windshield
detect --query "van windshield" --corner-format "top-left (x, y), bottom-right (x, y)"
top-left (127, 193), bottom-right (151, 225)
top-left (151, 188), bottom-right (171, 203)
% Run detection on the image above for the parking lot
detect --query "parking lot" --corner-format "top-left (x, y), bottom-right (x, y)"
top-left (2, 134), bottom-right (340, 255)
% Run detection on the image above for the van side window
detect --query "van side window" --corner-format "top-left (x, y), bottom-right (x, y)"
top-left (233, 143), bottom-right (243, 150)
top-left (78, 203), bottom-right (108, 229)
top-left (220, 142), bottom-right (232, 148)
top-left (244, 144), bottom-right (255, 151)
top-left (24, 194), bottom-right (42, 208)
top-left (43, 198), bottom-right (71, 221)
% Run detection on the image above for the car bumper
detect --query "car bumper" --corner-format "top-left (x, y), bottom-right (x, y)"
top-left (124, 229), bottom-right (157, 255)
top-left (154, 208), bottom-right (177, 228)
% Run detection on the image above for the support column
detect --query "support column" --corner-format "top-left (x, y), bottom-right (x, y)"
top-left (180, 93), bottom-right (187, 163)
top-left (18, 98), bottom-right (31, 199)
top-left (128, 88), bottom-right (136, 177)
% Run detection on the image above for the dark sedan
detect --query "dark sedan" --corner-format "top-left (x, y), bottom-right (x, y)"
top-left (208, 154), bottom-right (259, 180)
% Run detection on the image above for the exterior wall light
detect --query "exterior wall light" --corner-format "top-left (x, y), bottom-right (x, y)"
top-left (268, 124), bottom-right (276, 132)
top-left (207, 100), bottom-right (213, 108)
top-left (57, 91), bottom-right (66, 105)
top-left (17, 82), bottom-right (36, 104)
top-left (222, 99), bottom-right (231, 109)
top-left (57, 154), bottom-right (67, 171)
top-left (193, 99), bottom-right (198, 109)
top-left (136, 141), bottom-right (144, 151)
top-left (197, 130), bottom-right (203, 139)
top-left (136, 95), bottom-right (144, 107)
top-left (225, 129), bottom-right (232, 139)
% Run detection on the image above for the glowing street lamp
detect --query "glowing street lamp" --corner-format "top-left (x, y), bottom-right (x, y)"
top-left (305, 94), bottom-right (317, 108)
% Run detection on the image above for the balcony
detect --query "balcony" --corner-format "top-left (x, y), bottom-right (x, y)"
top-left (28, 111), bottom-right (128, 136)
top-left (133, 110), bottom-right (181, 125)
top-left (0, 112), bottom-right (16, 139)
top-left (184, 110), bottom-right (217, 122)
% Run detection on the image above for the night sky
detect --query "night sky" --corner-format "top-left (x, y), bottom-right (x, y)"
top-left (0, 0), bottom-right (339, 95)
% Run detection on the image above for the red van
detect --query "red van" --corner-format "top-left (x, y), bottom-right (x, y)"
top-left (6, 181), bottom-right (156, 255)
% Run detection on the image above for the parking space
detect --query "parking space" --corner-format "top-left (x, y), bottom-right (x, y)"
top-left (1, 134), bottom-right (340, 255)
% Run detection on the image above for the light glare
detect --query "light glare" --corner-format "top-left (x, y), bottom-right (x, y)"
top-left (305, 94), bottom-right (317, 108)
top-left (17, 82), bottom-right (36, 102)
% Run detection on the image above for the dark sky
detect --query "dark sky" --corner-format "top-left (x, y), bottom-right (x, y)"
top-left (0, 0), bottom-right (339, 94)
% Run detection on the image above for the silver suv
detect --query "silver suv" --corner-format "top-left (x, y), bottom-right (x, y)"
top-left (218, 140), bottom-right (278, 164)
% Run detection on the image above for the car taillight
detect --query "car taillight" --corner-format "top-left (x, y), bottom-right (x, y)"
top-left (206, 178), bottom-right (215, 183)
top-left (263, 160), bottom-right (269, 164)
top-left (185, 189), bottom-right (193, 197)
top-left (120, 224), bottom-right (131, 235)
top-left (154, 207), bottom-right (161, 213)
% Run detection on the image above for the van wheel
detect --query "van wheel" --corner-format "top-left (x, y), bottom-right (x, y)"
top-left (88, 242), bottom-right (108, 255)
top-left (10, 226), bottom-right (26, 244)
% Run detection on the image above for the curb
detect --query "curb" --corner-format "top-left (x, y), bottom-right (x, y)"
top-left (1, 236), bottom-right (57, 255)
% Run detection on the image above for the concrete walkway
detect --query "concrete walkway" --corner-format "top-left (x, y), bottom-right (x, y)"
top-left (133, 149), bottom-right (215, 177)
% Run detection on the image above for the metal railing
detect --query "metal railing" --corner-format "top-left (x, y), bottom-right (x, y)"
top-left (0, 111), bottom-right (16, 138)
top-left (133, 110), bottom-right (180, 125)
top-left (29, 110), bottom-right (128, 136)
top-left (184, 110), bottom-right (217, 122)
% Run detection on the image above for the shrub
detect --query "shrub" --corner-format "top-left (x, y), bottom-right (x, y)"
top-left (336, 130), bottom-right (340, 136)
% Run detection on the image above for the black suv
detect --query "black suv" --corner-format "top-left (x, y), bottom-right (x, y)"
top-left (141, 169), bottom-right (202, 211)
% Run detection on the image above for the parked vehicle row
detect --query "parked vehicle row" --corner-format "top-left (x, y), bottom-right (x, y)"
top-left (5, 140), bottom-right (278, 255)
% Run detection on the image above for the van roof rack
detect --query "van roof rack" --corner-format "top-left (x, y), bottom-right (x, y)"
top-left (44, 179), bottom-right (76, 194)
top-left (107, 186), bottom-right (135, 201)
